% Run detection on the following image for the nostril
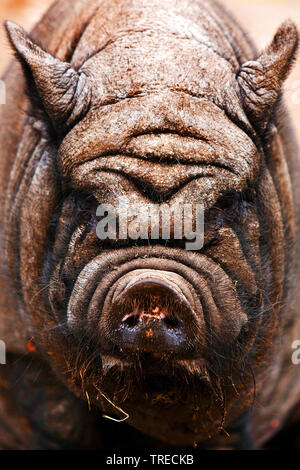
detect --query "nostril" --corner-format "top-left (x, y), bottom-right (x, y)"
top-left (122, 308), bottom-right (181, 330)
top-left (122, 313), bottom-right (140, 328)
top-left (163, 315), bottom-right (180, 329)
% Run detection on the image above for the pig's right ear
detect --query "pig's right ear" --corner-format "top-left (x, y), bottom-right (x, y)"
top-left (4, 21), bottom-right (91, 132)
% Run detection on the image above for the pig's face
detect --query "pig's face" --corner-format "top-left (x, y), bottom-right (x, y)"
top-left (5, 12), bottom-right (298, 444)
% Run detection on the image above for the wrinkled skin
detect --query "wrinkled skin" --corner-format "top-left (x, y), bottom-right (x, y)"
top-left (0, 0), bottom-right (300, 450)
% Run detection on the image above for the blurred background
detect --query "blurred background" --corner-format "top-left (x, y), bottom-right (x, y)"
top-left (0, 0), bottom-right (300, 137)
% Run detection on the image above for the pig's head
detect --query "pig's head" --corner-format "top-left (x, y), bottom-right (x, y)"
top-left (4, 3), bottom-right (298, 446)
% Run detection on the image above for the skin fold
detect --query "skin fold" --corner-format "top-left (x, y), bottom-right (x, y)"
top-left (0, 0), bottom-right (299, 450)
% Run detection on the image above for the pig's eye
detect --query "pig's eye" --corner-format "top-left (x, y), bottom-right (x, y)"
top-left (58, 190), bottom-right (99, 228)
top-left (74, 192), bottom-right (99, 225)
top-left (214, 190), bottom-right (255, 221)
top-left (204, 190), bottom-right (256, 246)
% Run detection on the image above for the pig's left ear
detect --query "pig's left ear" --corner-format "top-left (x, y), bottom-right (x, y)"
top-left (4, 21), bottom-right (91, 132)
top-left (237, 21), bottom-right (299, 134)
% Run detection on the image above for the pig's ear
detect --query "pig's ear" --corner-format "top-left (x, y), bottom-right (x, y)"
top-left (4, 21), bottom-right (91, 132)
top-left (237, 21), bottom-right (299, 134)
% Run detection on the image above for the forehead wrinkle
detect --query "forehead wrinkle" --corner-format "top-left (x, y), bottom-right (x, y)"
top-left (58, 92), bottom-right (258, 182)
top-left (78, 28), bottom-right (238, 72)
top-left (71, 0), bottom-right (240, 70)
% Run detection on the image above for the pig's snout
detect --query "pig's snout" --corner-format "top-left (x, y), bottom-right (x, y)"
top-left (67, 248), bottom-right (246, 363)
top-left (100, 270), bottom-right (201, 358)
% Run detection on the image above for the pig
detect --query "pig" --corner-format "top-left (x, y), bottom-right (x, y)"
top-left (0, 0), bottom-right (300, 450)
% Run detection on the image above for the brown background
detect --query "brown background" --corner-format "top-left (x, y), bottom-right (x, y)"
top-left (0, 0), bottom-right (300, 142)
